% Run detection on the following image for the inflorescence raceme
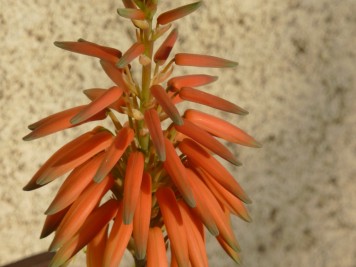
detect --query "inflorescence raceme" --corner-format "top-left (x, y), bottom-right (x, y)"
top-left (23, 1), bottom-right (261, 266)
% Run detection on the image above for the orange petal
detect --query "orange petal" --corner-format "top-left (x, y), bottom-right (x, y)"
top-left (49, 174), bottom-right (114, 251)
top-left (50, 199), bottom-right (118, 267)
top-left (175, 53), bottom-right (238, 68)
top-left (201, 168), bottom-right (252, 222)
top-left (83, 88), bottom-right (126, 112)
top-left (116, 42), bottom-right (145, 68)
top-left (40, 205), bottom-right (71, 239)
top-left (77, 38), bottom-right (122, 58)
top-left (185, 168), bottom-right (218, 236)
top-left (163, 138), bottom-right (196, 208)
top-left (86, 224), bottom-right (108, 267)
top-left (154, 28), bottom-right (178, 64)
top-left (174, 119), bottom-right (240, 165)
top-left (185, 109), bottom-right (262, 148)
top-left (23, 106), bottom-right (107, 140)
top-left (37, 129), bottom-right (114, 185)
top-left (150, 84), bottom-right (183, 125)
top-left (103, 202), bottom-right (133, 267)
top-left (117, 8), bottom-right (145, 20)
top-left (71, 86), bottom-right (124, 124)
top-left (187, 168), bottom-right (240, 251)
top-left (146, 227), bottom-right (168, 267)
top-left (94, 127), bottom-right (134, 183)
top-left (54, 41), bottom-right (120, 63)
top-left (122, 151), bottom-right (145, 224)
top-left (157, 1), bottom-right (202, 25)
top-left (156, 187), bottom-right (189, 267)
top-left (23, 131), bottom-right (94, 191)
top-left (179, 87), bottom-right (248, 115)
top-left (178, 200), bottom-right (209, 267)
top-left (178, 138), bottom-right (251, 204)
top-left (133, 173), bottom-right (152, 260)
top-left (167, 74), bottom-right (218, 92)
top-left (45, 152), bottom-right (105, 215)
top-left (99, 60), bottom-right (130, 92)
top-left (144, 108), bottom-right (166, 161)
top-left (27, 105), bottom-right (83, 130)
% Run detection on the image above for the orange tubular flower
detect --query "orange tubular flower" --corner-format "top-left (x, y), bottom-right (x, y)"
top-left (146, 227), bottom-right (168, 267)
top-left (133, 173), bottom-right (152, 260)
top-left (54, 41), bottom-right (121, 63)
top-left (23, 1), bottom-right (260, 266)
top-left (175, 53), bottom-right (238, 68)
top-left (184, 109), bottom-right (262, 148)
top-left (167, 74), bottom-right (218, 91)
top-left (122, 151), bottom-right (145, 224)
top-left (179, 86), bottom-right (248, 115)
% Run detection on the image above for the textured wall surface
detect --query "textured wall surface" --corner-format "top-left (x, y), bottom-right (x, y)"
top-left (1, 0), bottom-right (355, 266)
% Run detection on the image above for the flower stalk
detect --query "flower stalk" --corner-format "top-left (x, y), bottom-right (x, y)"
top-left (23, 1), bottom-right (261, 266)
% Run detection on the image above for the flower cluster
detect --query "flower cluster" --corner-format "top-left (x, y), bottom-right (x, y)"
top-left (23, 1), bottom-right (260, 266)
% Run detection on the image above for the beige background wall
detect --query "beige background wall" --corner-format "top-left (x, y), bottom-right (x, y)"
top-left (1, 0), bottom-right (355, 266)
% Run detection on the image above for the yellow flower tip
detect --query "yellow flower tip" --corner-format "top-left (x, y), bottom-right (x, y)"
top-left (117, 8), bottom-right (146, 20)
top-left (116, 42), bottom-right (145, 68)
top-left (157, 1), bottom-right (202, 25)
top-left (175, 53), bottom-right (238, 68)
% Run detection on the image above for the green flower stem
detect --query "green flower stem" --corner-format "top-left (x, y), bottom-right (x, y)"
top-left (139, 19), bottom-right (154, 152)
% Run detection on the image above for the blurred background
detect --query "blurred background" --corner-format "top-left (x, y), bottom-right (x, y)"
top-left (1, 0), bottom-right (355, 266)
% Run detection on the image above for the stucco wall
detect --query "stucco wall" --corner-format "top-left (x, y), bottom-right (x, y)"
top-left (1, 0), bottom-right (355, 266)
